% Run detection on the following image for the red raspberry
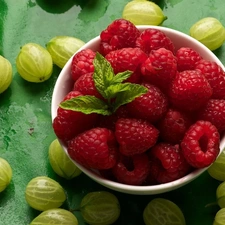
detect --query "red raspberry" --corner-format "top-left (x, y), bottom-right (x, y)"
top-left (53, 91), bottom-right (98, 143)
top-left (197, 99), bottom-right (225, 133)
top-left (195, 59), bottom-right (225, 99)
top-left (148, 143), bottom-right (191, 184)
top-left (126, 82), bottom-right (168, 123)
top-left (105, 47), bottom-right (148, 83)
top-left (157, 108), bottom-right (193, 144)
top-left (73, 72), bottom-right (102, 99)
top-left (141, 48), bottom-right (177, 92)
top-left (100, 19), bottom-right (140, 56)
top-left (169, 70), bottom-right (212, 111)
top-left (68, 127), bottom-right (118, 170)
top-left (71, 49), bottom-right (96, 81)
top-left (112, 153), bottom-right (150, 185)
top-left (181, 120), bottom-right (220, 168)
top-left (176, 47), bottom-right (202, 72)
top-left (135, 28), bottom-right (175, 55)
top-left (115, 118), bottom-right (159, 156)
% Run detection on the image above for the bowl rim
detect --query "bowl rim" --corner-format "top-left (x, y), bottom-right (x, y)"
top-left (51, 25), bottom-right (225, 195)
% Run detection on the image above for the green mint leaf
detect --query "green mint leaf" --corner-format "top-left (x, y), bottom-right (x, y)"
top-left (60, 95), bottom-right (111, 116)
top-left (110, 71), bottom-right (132, 84)
top-left (93, 52), bottom-right (115, 99)
top-left (105, 83), bottom-right (133, 99)
top-left (112, 84), bottom-right (148, 112)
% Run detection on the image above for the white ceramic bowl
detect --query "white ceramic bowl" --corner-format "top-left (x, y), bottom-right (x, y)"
top-left (51, 25), bottom-right (225, 195)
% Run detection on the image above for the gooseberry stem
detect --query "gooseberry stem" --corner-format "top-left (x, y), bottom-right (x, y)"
top-left (205, 201), bottom-right (218, 208)
top-left (69, 207), bottom-right (80, 212)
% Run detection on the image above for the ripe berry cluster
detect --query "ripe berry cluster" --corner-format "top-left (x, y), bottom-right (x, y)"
top-left (53, 19), bottom-right (225, 186)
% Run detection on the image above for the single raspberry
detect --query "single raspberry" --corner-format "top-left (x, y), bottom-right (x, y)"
top-left (197, 99), bottom-right (225, 133)
top-left (53, 91), bottom-right (98, 143)
top-left (141, 48), bottom-right (177, 92)
top-left (135, 28), bottom-right (175, 55)
top-left (169, 70), bottom-right (212, 111)
top-left (73, 72), bottom-right (102, 99)
top-left (157, 108), bottom-right (193, 144)
top-left (67, 127), bottom-right (118, 170)
top-left (147, 143), bottom-right (191, 184)
top-left (195, 59), bottom-right (225, 99)
top-left (71, 49), bottom-right (96, 81)
top-left (126, 82), bottom-right (168, 124)
top-left (181, 120), bottom-right (220, 168)
top-left (105, 47), bottom-right (148, 83)
top-left (176, 47), bottom-right (202, 72)
top-left (112, 153), bottom-right (150, 185)
top-left (115, 118), bottom-right (159, 156)
top-left (100, 19), bottom-right (140, 56)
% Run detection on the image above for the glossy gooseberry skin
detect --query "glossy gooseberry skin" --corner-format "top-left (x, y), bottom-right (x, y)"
top-left (143, 198), bottom-right (186, 225)
top-left (208, 150), bottom-right (225, 181)
top-left (0, 56), bottom-right (13, 94)
top-left (122, 0), bottom-right (167, 26)
top-left (46, 36), bottom-right (85, 69)
top-left (48, 139), bottom-right (82, 180)
top-left (213, 208), bottom-right (225, 225)
top-left (16, 43), bottom-right (53, 82)
top-left (0, 158), bottom-right (12, 192)
top-left (30, 208), bottom-right (78, 225)
top-left (80, 191), bottom-right (120, 225)
top-left (216, 181), bottom-right (225, 208)
top-left (190, 17), bottom-right (225, 51)
top-left (25, 176), bottom-right (66, 211)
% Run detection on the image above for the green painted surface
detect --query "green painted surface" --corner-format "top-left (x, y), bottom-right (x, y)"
top-left (0, 0), bottom-right (224, 224)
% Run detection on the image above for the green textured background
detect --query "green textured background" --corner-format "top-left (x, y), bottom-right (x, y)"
top-left (0, 0), bottom-right (224, 224)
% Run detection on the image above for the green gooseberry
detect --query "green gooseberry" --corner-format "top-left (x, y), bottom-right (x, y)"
top-left (46, 36), bottom-right (85, 69)
top-left (30, 208), bottom-right (78, 225)
top-left (80, 191), bottom-right (120, 225)
top-left (208, 149), bottom-right (225, 181)
top-left (190, 17), bottom-right (225, 51)
top-left (122, 0), bottom-right (167, 26)
top-left (48, 139), bottom-right (82, 180)
top-left (0, 157), bottom-right (12, 192)
top-left (0, 55), bottom-right (13, 94)
top-left (25, 176), bottom-right (66, 211)
top-left (16, 43), bottom-right (53, 82)
top-left (143, 198), bottom-right (186, 225)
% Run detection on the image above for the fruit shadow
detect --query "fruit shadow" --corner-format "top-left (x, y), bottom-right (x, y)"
top-left (14, 65), bottom-right (61, 98)
top-left (35, 0), bottom-right (91, 14)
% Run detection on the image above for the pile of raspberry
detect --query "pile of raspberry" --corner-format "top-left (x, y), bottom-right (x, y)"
top-left (53, 19), bottom-right (225, 186)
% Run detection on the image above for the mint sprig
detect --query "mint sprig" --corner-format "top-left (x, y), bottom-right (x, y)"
top-left (60, 52), bottom-right (147, 115)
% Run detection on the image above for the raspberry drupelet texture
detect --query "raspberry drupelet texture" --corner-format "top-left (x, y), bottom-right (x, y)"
top-left (100, 19), bottom-right (140, 56)
top-left (53, 91), bottom-right (98, 143)
top-left (197, 99), bottom-right (225, 133)
top-left (176, 47), bottom-right (202, 72)
top-left (126, 82), bottom-right (168, 124)
top-left (68, 127), bottom-right (118, 170)
top-left (71, 49), bottom-right (96, 81)
top-left (135, 28), bottom-right (175, 55)
top-left (73, 72), bottom-right (102, 99)
top-left (141, 47), bottom-right (177, 92)
top-left (169, 69), bottom-right (212, 111)
top-left (112, 153), bottom-right (150, 185)
top-left (157, 108), bottom-right (193, 144)
top-left (195, 59), bottom-right (225, 99)
top-left (181, 120), bottom-right (220, 168)
top-left (148, 143), bottom-right (191, 184)
top-left (105, 47), bottom-right (148, 83)
top-left (115, 118), bottom-right (159, 156)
